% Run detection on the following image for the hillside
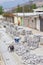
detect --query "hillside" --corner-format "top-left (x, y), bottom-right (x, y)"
top-left (4, 0), bottom-right (43, 12)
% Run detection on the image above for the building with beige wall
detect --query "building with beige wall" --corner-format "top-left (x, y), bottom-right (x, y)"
top-left (3, 13), bottom-right (43, 32)
top-left (14, 13), bottom-right (41, 31)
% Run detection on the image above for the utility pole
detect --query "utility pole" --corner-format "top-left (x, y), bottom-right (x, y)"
top-left (22, 5), bottom-right (24, 26)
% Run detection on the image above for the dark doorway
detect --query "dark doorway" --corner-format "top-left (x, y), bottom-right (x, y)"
top-left (40, 16), bottom-right (43, 31)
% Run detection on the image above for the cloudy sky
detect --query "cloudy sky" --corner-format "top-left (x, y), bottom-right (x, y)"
top-left (0, 0), bottom-right (29, 9)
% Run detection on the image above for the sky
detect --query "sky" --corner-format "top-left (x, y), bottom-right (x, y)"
top-left (0, 0), bottom-right (14, 3)
top-left (0, 0), bottom-right (30, 9)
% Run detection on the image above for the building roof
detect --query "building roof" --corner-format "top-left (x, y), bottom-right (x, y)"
top-left (13, 12), bottom-right (43, 17)
top-left (33, 8), bottom-right (43, 12)
top-left (3, 12), bottom-right (43, 17)
top-left (3, 13), bottom-right (14, 17)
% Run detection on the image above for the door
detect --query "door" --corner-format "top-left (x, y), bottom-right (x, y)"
top-left (40, 17), bottom-right (43, 31)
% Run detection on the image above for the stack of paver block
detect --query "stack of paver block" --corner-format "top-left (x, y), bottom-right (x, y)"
top-left (40, 36), bottom-right (43, 45)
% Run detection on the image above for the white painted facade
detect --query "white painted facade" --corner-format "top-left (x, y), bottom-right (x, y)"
top-left (13, 13), bottom-right (43, 31)
top-left (3, 12), bottom-right (43, 31)
top-left (36, 18), bottom-right (40, 31)
top-left (0, 15), bottom-right (4, 22)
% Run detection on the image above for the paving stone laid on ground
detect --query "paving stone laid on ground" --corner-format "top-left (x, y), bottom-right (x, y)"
top-left (0, 22), bottom-right (43, 65)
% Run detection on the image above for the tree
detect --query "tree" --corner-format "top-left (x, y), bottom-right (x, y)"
top-left (31, 4), bottom-right (37, 9)
top-left (42, 5), bottom-right (43, 7)
top-left (24, 5), bottom-right (33, 12)
top-left (14, 4), bottom-right (36, 13)
top-left (0, 6), bottom-right (3, 15)
top-left (16, 5), bottom-right (22, 12)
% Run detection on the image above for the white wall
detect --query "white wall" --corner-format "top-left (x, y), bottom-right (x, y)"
top-left (36, 18), bottom-right (40, 31)
top-left (23, 17), bottom-right (29, 27)
top-left (0, 15), bottom-right (4, 22)
top-left (28, 17), bottom-right (36, 29)
top-left (14, 16), bottom-right (18, 25)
